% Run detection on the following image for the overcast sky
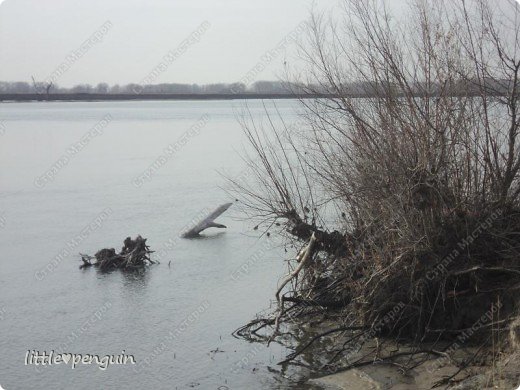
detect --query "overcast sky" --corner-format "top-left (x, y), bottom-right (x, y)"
top-left (2, 0), bottom-right (518, 88)
top-left (0, 0), bottom-right (339, 87)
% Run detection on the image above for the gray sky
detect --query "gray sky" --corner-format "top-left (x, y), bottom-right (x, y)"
top-left (0, 0), bottom-right (337, 87)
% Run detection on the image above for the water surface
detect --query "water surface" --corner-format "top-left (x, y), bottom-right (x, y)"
top-left (0, 100), bottom-right (317, 389)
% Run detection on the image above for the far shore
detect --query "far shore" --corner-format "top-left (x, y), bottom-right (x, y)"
top-left (0, 93), bottom-right (330, 102)
top-left (0, 90), bottom-right (494, 102)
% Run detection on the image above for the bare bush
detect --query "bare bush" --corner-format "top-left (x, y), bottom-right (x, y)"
top-left (230, 0), bottom-right (520, 377)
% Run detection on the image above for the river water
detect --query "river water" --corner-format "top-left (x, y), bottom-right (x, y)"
top-left (0, 100), bottom-right (319, 389)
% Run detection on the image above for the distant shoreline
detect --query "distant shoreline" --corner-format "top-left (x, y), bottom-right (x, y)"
top-left (0, 93), bottom-right (332, 102)
top-left (0, 90), bottom-right (501, 103)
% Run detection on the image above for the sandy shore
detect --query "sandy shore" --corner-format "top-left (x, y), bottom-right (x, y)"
top-left (308, 351), bottom-right (520, 390)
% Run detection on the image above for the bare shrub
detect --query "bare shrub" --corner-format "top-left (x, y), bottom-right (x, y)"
top-left (230, 0), bottom-right (520, 375)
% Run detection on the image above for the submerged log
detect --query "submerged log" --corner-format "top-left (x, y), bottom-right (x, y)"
top-left (80, 235), bottom-right (156, 270)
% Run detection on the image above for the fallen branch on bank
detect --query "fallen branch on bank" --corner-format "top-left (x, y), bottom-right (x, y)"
top-left (80, 235), bottom-right (156, 271)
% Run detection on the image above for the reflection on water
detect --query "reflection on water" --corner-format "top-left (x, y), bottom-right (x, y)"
top-left (183, 232), bottom-right (227, 241)
top-left (0, 100), bottom-right (326, 389)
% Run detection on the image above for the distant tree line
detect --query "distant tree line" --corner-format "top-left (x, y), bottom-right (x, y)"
top-left (0, 80), bottom-right (300, 95)
top-left (0, 78), bottom-right (511, 97)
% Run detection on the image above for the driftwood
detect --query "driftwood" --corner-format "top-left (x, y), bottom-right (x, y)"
top-left (80, 235), bottom-right (156, 270)
top-left (182, 203), bottom-right (232, 238)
